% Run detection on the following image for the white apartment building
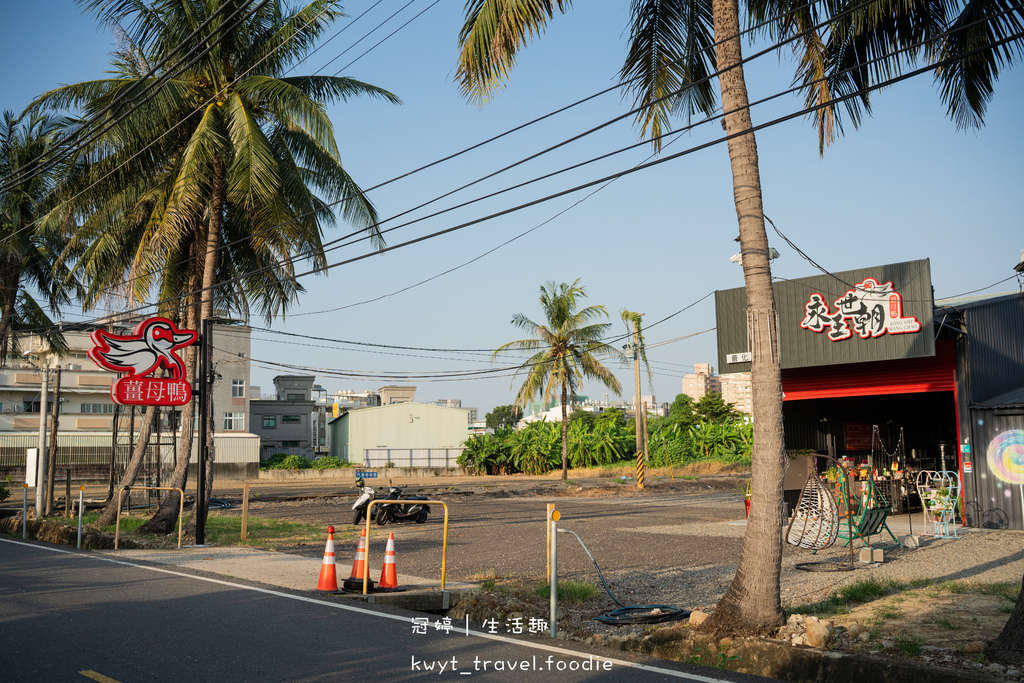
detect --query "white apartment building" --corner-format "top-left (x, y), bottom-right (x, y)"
top-left (682, 363), bottom-right (722, 401)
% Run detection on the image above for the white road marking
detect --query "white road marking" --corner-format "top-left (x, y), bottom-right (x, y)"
top-left (2, 536), bottom-right (728, 682)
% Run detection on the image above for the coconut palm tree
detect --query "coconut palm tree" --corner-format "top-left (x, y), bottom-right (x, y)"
top-left (494, 280), bottom-right (623, 479)
top-left (0, 111), bottom-right (77, 361)
top-left (456, 0), bottom-right (1022, 633)
top-left (30, 0), bottom-right (400, 533)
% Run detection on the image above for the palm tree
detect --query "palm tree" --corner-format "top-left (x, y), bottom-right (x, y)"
top-left (31, 0), bottom-right (399, 533)
top-left (456, 0), bottom-right (1021, 633)
top-left (0, 111), bottom-right (76, 362)
top-left (494, 280), bottom-right (622, 479)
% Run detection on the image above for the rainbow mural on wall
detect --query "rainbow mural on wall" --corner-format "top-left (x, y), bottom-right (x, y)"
top-left (988, 430), bottom-right (1024, 527)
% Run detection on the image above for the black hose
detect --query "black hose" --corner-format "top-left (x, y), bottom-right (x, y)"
top-left (557, 529), bottom-right (691, 625)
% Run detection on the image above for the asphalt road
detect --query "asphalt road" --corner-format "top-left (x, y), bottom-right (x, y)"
top-left (0, 537), bottom-right (772, 683)
top-left (234, 489), bottom-right (750, 585)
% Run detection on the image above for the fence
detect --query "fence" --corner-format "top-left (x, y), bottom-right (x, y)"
top-left (362, 448), bottom-right (465, 468)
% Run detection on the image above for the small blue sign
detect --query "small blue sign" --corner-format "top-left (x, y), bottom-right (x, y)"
top-left (356, 471), bottom-right (378, 478)
top-left (960, 444), bottom-right (971, 454)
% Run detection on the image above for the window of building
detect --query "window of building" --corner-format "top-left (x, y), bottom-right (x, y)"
top-left (232, 379), bottom-right (245, 398)
top-left (286, 393), bottom-right (304, 401)
top-left (82, 403), bottom-right (115, 414)
top-left (223, 412), bottom-right (244, 430)
top-left (282, 415), bottom-right (301, 424)
top-left (23, 400), bottom-right (53, 413)
top-left (262, 415), bottom-right (276, 429)
top-left (282, 440), bottom-right (301, 448)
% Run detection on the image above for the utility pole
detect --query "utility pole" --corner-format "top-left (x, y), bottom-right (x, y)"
top-left (196, 318), bottom-right (212, 545)
top-left (631, 318), bottom-right (644, 462)
top-left (35, 366), bottom-right (49, 517)
top-left (45, 366), bottom-right (62, 515)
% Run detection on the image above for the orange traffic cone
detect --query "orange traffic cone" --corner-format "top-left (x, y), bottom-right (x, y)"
top-left (316, 526), bottom-right (339, 592)
top-left (342, 528), bottom-right (376, 592)
top-left (378, 532), bottom-right (399, 589)
top-left (348, 528), bottom-right (367, 579)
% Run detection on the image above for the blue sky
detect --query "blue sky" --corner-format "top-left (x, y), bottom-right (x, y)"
top-left (2, 1), bottom-right (1022, 416)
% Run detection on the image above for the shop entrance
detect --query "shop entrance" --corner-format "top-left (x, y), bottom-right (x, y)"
top-left (783, 391), bottom-right (958, 511)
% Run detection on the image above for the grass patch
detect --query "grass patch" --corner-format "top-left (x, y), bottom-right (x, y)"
top-left (534, 580), bottom-right (600, 603)
top-left (872, 602), bottom-right (903, 621)
top-left (203, 514), bottom-right (336, 547)
top-left (893, 633), bottom-right (924, 657)
top-left (936, 618), bottom-right (960, 630)
top-left (999, 603), bottom-right (1015, 614)
top-left (941, 581), bottom-right (969, 594)
top-left (788, 577), bottom-right (907, 617)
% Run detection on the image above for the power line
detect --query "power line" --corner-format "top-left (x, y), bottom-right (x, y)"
top-left (0, 0), bottom-right (268, 194)
top-left (11, 0), bottom-right (835, 304)
top-left (16, 10), bottom-right (1024, 337)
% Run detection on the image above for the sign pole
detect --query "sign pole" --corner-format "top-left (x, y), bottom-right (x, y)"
top-left (196, 318), bottom-right (211, 545)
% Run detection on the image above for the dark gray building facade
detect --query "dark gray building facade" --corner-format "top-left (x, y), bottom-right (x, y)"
top-left (715, 258), bottom-right (1024, 530)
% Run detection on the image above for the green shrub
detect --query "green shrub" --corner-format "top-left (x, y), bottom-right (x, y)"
top-left (311, 457), bottom-right (348, 470)
top-left (269, 455), bottom-right (311, 470)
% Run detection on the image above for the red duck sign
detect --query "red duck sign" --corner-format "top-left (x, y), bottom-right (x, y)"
top-left (89, 317), bottom-right (198, 406)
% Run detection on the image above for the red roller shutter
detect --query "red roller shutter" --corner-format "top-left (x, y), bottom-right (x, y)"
top-left (782, 339), bottom-right (956, 401)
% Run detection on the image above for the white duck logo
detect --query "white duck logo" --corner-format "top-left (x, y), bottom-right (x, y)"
top-left (89, 317), bottom-right (197, 379)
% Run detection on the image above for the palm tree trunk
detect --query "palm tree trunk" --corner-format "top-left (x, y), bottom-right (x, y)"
top-left (0, 260), bottom-right (23, 365)
top-left (188, 156), bottom-right (226, 533)
top-left (560, 383), bottom-right (569, 479)
top-left (990, 572), bottom-right (1024, 665)
top-left (138, 233), bottom-right (205, 535)
top-left (95, 404), bottom-right (158, 527)
top-left (705, 0), bottom-right (787, 634)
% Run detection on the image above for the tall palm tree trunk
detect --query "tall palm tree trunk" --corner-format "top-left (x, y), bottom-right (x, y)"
top-left (95, 404), bottom-right (158, 526)
top-left (705, 0), bottom-right (787, 634)
top-left (138, 238), bottom-right (204, 535)
top-left (560, 383), bottom-right (569, 479)
top-left (0, 260), bottom-right (23, 363)
top-left (187, 157), bottom-right (226, 533)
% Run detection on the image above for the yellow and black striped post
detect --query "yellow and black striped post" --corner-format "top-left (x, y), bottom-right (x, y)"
top-left (636, 450), bottom-right (645, 489)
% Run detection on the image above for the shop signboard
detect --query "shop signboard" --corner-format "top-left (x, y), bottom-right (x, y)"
top-left (844, 423), bottom-right (874, 450)
top-left (715, 259), bottom-right (935, 371)
top-left (89, 317), bottom-right (198, 406)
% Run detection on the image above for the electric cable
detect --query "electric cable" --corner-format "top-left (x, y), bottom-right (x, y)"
top-left (14, 12), bottom-right (1023, 338)
top-left (556, 528), bottom-right (691, 625)
top-left (7, 0), bottom-right (859, 303)
top-left (0, 0), bottom-right (339, 258)
top-left (0, 0), bottom-right (256, 191)
top-left (0, 0), bottom-right (269, 194)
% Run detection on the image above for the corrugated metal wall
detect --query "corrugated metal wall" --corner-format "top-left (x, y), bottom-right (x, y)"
top-left (964, 410), bottom-right (1024, 530)
top-left (781, 339), bottom-right (956, 400)
top-left (964, 296), bottom-right (1024, 403)
top-left (342, 404), bottom-right (469, 464)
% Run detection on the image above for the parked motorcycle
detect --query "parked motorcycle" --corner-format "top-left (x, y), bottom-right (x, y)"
top-left (375, 481), bottom-right (430, 525)
top-left (351, 478), bottom-right (378, 524)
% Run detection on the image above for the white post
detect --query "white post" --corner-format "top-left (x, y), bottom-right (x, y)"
top-left (77, 486), bottom-right (85, 548)
top-left (549, 518), bottom-right (557, 638)
top-left (35, 367), bottom-right (48, 516)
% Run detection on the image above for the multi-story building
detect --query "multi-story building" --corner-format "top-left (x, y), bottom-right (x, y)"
top-left (720, 372), bottom-right (753, 418)
top-left (432, 399), bottom-right (478, 426)
top-left (682, 363), bottom-right (722, 401)
top-left (249, 375), bottom-right (317, 459)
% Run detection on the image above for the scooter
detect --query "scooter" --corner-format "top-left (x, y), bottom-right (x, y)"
top-left (375, 482), bottom-right (430, 525)
top-left (351, 478), bottom-right (378, 524)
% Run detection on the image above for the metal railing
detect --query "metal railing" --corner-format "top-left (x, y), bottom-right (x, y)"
top-left (361, 499), bottom-right (449, 594)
